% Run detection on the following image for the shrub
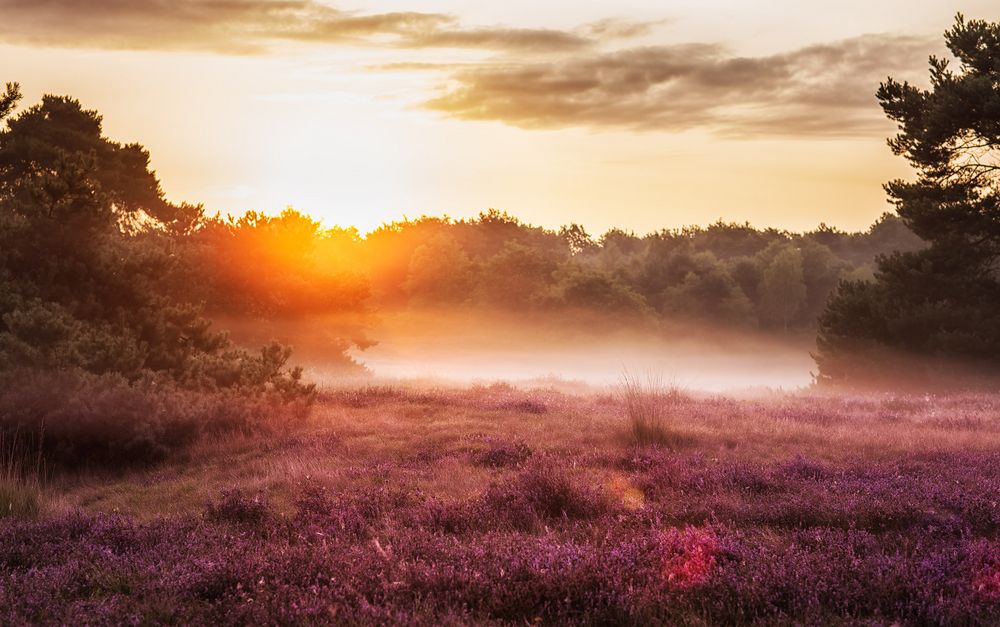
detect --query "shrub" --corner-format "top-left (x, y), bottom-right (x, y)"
top-left (657, 527), bottom-right (720, 589)
top-left (495, 399), bottom-right (547, 414)
top-left (471, 439), bottom-right (532, 469)
top-left (206, 489), bottom-right (273, 528)
top-left (481, 464), bottom-right (612, 530)
top-left (0, 369), bottom-right (306, 468)
top-left (778, 455), bottom-right (832, 480)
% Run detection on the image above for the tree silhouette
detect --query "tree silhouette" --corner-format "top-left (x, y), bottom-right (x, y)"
top-left (0, 90), bottom-right (310, 395)
top-left (0, 94), bottom-right (199, 232)
top-left (816, 15), bottom-right (1000, 386)
top-left (0, 83), bottom-right (19, 121)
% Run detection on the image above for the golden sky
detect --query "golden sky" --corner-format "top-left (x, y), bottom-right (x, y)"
top-left (1, 1), bottom-right (994, 234)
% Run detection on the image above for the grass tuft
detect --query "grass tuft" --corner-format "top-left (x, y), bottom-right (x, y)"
top-left (619, 371), bottom-right (687, 448)
top-left (1, 430), bottom-right (43, 519)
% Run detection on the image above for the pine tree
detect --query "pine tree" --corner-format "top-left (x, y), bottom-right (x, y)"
top-left (816, 15), bottom-right (1000, 387)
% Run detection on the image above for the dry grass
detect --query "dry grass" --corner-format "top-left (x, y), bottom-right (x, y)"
top-left (0, 430), bottom-right (44, 519)
top-left (619, 371), bottom-right (688, 447)
top-left (28, 382), bottom-right (1000, 519)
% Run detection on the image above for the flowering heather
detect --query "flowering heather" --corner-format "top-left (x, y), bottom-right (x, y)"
top-left (2, 479), bottom-right (1000, 625)
top-left (658, 527), bottom-right (719, 589)
top-left (973, 545), bottom-right (1000, 601)
top-left (205, 490), bottom-right (273, 528)
top-left (471, 439), bottom-right (533, 468)
top-left (975, 569), bottom-right (1000, 600)
top-left (3, 388), bottom-right (1000, 624)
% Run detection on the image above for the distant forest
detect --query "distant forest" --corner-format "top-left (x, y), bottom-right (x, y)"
top-left (180, 207), bottom-right (923, 335)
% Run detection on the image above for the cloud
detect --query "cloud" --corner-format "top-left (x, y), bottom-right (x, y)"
top-left (576, 18), bottom-right (668, 41)
top-left (0, 0), bottom-right (642, 54)
top-left (0, 1), bottom-right (936, 139)
top-left (422, 34), bottom-right (940, 137)
top-left (400, 28), bottom-right (590, 52)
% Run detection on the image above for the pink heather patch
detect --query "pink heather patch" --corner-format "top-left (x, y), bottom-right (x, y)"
top-left (659, 527), bottom-right (719, 589)
top-left (974, 569), bottom-right (1000, 600)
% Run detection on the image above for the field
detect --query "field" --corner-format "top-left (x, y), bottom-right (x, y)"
top-left (3, 382), bottom-right (1000, 625)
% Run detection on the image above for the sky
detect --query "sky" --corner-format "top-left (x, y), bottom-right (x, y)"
top-left (1, 1), bottom-right (994, 235)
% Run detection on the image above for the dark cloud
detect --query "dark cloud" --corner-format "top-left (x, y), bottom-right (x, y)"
top-left (423, 34), bottom-right (940, 137)
top-left (0, 0), bottom-right (302, 53)
top-left (0, 0), bottom-right (639, 53)
top-left (401, 28), bottom-right (590, 52)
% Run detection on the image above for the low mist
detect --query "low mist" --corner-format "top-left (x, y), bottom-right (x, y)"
top-left (302, 310), bottom-right (816, 392)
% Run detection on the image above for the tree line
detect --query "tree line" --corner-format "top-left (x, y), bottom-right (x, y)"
top-left (192, 207), bottom-right (919, 334)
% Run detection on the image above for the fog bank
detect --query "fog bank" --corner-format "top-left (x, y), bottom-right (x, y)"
top-left (336, 310), bottom-right (815, 392)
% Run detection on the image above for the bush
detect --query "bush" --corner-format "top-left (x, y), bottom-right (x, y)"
top-left (481, 464), bottom-right (612, 530)
top-left (206, 489), bottom-right (273, 528)
top-left (0, 369), bottom-right (307, 468)
top-left (471, 439), bottom-right (532, 469)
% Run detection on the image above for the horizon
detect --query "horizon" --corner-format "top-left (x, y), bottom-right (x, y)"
top-left (4, 1), bottom-right (995, 234)
top-left (237, 207), bottom-right (900, 241)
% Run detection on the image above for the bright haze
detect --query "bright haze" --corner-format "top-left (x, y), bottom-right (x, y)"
top-left (1, 0), bottom-right (990, 234)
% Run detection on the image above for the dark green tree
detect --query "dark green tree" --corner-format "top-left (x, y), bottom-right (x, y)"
top-left (797, 239), bottom-right (849, 325)
top-left (0, 83), bottom-right (19, 121)
top-left (758, 244), bottom-right (806, 331)
top-left (478, 241), bottom-right (559, 308)
top-left (0, 94), bottom-right (201, 233)
top-left (552, 264), bottom-right (651, 317)
top-left (816, 15), bottom-right (1000, 386)
top-left (0, 89), bottom-right (310, 396)
top-left (659, 251), bottom-right (756, 325)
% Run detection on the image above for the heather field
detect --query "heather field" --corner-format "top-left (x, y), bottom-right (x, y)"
top-left (5, 3), bottom-right (1000, 625)
top-left (3, 383), bottom-right (1000, 625)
